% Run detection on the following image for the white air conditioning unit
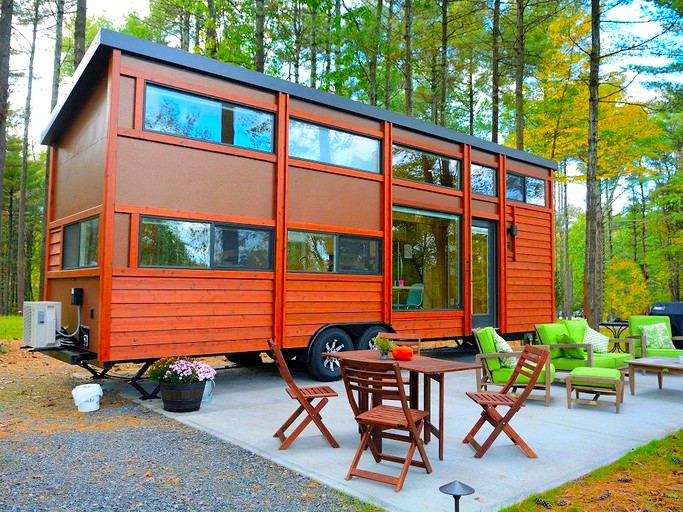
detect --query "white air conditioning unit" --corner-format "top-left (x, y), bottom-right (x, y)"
top-left (23, 302), bottom-right (62, 348)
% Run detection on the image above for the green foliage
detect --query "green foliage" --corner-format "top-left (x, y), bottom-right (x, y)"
top-left (0, 315), bottom-right (24, 341)
top-left (603, 260), bottom-right (651, 320)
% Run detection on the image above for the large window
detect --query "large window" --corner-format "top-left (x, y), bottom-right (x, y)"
top-left (392, 207), bottom-right (460, 310)
top-left (144, 84), bottom-right (275, 153)
top-left (287, 231), bottom-right (381, 274)
top-left (288, 119), bottom-right (381, 173)
top-left (63, 217), bottom-right (99, 269)
top-left (392, 144), bottom-right (461, 189)
top-left (506, 172), bottom-right (546, 206)
top-left (471, 164), bottom-right (497, 196)
top-left (140, 217), bottom-right (273, 270)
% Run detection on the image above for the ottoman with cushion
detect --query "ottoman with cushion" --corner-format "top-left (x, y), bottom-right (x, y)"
top-left (565, 367), bottom-right (624, 413)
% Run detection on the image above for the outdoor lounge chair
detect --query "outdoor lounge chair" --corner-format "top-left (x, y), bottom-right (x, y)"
top-left (534, 320), bottom-right (633, 378)
top-left (463, 344), bottom-right (549, 458)
top-left (267, 338), bottom-right (339, 450)
top-left (627, 315), bottom-right (683, 358)
top-left (473, 327), bottom-right (554, 406)
top-left (340, 358), bottom-right (432, 492)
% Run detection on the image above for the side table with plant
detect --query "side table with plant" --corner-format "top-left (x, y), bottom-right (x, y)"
top-left (148, 357), bottom-right (217, 412)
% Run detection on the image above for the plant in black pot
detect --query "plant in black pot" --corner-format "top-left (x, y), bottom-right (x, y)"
top-left (148, 357), bottom-right (217, 412)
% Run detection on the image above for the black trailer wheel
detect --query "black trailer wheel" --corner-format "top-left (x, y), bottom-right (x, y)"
top-left (307, 328), bottom-right (353, 381)
top-left (356, 325), bottom-right (389, 350)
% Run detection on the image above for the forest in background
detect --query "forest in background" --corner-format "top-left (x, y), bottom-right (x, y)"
top-left (0, 0), bottom-right (681, 327)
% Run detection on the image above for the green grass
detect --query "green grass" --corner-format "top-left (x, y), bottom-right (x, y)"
top-left (499, 428), bottom-right (683, 511)
top-left (0, 315), bottom-right (23, 342)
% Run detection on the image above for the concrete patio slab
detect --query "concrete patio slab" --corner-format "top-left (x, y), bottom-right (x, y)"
top-left (116, 351), bottom-right (683, 512)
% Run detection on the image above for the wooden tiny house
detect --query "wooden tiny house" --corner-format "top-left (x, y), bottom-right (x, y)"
top-left (41, 30), bottom-right (556, 381)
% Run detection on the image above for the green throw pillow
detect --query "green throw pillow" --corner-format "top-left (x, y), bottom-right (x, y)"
top-left (583, 326), bottom-right (609, 353)
top-left (493, 332), bottom-right (518, 368)
top-left (641, 323), bottom-right (675, 349)
top-left (558, 333), bottom-right (585, 359)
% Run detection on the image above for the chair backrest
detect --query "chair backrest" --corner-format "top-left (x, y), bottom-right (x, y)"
top-left (534, 323), bottom-right (570, 359)
top-left (628, 315), bottom-right (672, 337)
top-left (473, 327), bottom-right (502, 372)
top-left (406, 284), bottom-right (424, 307)
top-left (267, 338), bottom-right (301, 398)
top-left (376, 332), bottom-right (422, 355)
top-left (340, 359), bottom-right (410, 418)
top-left (499, 345), bottom-right (549, 400)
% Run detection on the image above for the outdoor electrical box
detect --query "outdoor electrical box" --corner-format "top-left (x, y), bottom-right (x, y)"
top-left (23, 302), bottom-right (62, 348)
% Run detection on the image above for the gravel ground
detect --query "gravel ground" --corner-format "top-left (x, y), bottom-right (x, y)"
top-left (0, 342), bottom-right (374, 512)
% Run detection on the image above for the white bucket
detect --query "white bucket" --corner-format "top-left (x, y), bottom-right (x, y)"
top-left (202, 379), bottom-right (216, 403)
top-left (72, 383), bottom-right (103, 412)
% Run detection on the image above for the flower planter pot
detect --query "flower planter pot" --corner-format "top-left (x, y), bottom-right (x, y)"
top-left (159, 381), bottom-right (206, 412)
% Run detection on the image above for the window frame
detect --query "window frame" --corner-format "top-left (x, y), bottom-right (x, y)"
top-left (62, 216), bottom-right (100, 270)
top-left (288, 118), bottom-right (382, 174)
top-left (391, 206), bottom-right (462, 311)
top-left (139, 215), bottom-right (275, 271)
top-left (505, 171), bottom-right (547, 207)
top-left (391, 143), bottom-right (462, 190)
top-left (286, 229), bottom-right (382, 275)
top-left (143, 83), bottom-right (276, 154)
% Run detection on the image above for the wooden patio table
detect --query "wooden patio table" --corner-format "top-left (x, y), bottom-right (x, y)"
top-left (322, 349), bottom-right (479, 460)
top-left (627, 357), bottom-right (683, 395)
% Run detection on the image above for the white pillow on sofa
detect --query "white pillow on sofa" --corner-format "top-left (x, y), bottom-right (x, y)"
top-left (583, 326), bottom-right (609, 353)
top-left (641, 323), bottom-right (675, 349)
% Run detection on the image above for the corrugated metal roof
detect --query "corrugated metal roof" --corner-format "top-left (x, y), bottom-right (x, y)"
top-left (42, 29), bottom-right (557, 170)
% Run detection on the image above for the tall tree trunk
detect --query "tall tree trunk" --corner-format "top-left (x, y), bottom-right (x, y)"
top-left (255, 0), bottom-right (265, 72)
top-left (41, 0), bottom-right (64, 300)
top-left (17, 0), bottom-right (39, 313)
top-left (403, 0), bottom-right (413, 115)
top-left (333, 0), bottom-right (342, 92)
top-left (468, 52), bottom-right (474, 135)
top-left (491, 0), bottom-right (500, 142)
top-left (383, 0), bottom-right (394, 109)
top-left (439, 0), bottom-right (448, 127)
top-left (514, 0), bottom-right (525, 150)
top-left (180, 9), bottom-right (190, 51)
top-left (205, 0), bottom-right (218, 58)
top-left (0, 0), bottom-right (14, 313)
top-left (293, 0), bottom-right (302, 83)
top-left (430, 53), bottom-right (438, 125)
top-left (309, 6), bottom-right (318, 89)
top-left (639, 180), bottom-right (646, 260)
top-left (323, 6), bottom-right (332, 91)
top-left (584, 0), bottom-right (603, 328)
top-left (74, 0), bottom-right (86, 68)
top-left (368, 0), bottom-right (383, 106)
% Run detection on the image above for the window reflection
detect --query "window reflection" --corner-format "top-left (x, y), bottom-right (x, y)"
top-left (506, 173), bottom-right (524, 201)
top-left (140, 217), bottom-right (211, 268)
top-left (63, 217), bottom-right (99, 269)
top-left (505, 172), bottom-right (546, 207)
top-left (287, 230), bottom-right (381, 274)
top-left (392, 207), bottom-right (460, 310)
top-left (526, 177), bottom-right (546, 206)
top-left (144, 84), bottom-right (274, 152)
top-left (392, 144), bottom-right (461, 189)
top-left (214, 225), bottom-right (273, 270)
top-left (288, 119), bottom-right (380, 173)
top-left (471, 164), bottom-right (497, 196)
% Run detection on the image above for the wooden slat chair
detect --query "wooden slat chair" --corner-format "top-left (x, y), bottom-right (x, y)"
top-left (340, 358), bottom-right (432, 492)
top-left (463, 344), bottom-right (549, 459)
top-left (473, 327), bottom-right (554, 406)
top-left (266, 338), bottom-right (339, 450)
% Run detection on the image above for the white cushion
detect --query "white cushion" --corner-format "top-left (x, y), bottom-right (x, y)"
top-left (493, 332), bottom-right (518, 368)
top-left (583, 326), bottom-right (609, 353)
top-left (641, 323), bottom-right (675, 349)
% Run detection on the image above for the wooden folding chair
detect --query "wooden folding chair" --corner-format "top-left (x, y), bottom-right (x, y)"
top-left (463, 344), bottom-right (549, 458)
top-left (267, 338), bottom-right (339, 450)
top-left (340, 358), bottom-right (432, 492)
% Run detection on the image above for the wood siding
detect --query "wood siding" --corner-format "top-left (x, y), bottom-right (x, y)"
top-left (47, 227), bottom-right (62, 272)
top-left (109, 272), bottom-right (275, 360)
top-left (391, 312), bottom-right (465, 339)
top-left (505, 205), bottom-right (554, 332)
top-left (284, 275), bottom-right (383, 346)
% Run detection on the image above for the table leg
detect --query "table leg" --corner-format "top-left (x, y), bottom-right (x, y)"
top-left (423, 374), bottom-right (431, 444)
top-left (629, 369), bottom-right (635, 395)
top-left (437, 374), bottom-right (445, 461)
top-left (657, 371), bottom-right (663, 389)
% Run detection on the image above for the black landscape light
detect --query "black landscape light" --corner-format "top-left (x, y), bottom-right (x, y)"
top-left (439, 480), bottom-right (475, 512)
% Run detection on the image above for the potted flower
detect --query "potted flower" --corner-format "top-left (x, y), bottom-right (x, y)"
top-left (373, 336), bottom-right (394, 360)
top-left (148, 357), bottom-right (217, 412)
